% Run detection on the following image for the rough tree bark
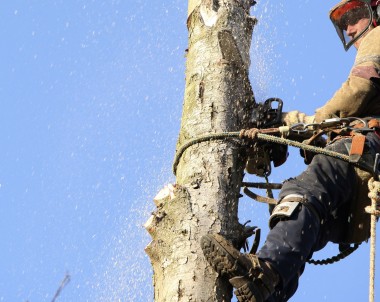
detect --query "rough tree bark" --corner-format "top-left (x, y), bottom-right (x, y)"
top-left (145, 0), bottom-right (257, 300)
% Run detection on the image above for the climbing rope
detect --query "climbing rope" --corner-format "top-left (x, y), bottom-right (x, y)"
top-left (240, 129), bottom-right (357, 167)
top-left (173, 131), bottom-right (242, 175)
top-left (173, 128), bottom-right (371, 175)
top-left (366, 177), bottom-right (380, 302)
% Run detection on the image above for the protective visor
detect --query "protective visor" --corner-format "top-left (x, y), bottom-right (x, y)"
top-left (329, 0), bottom-right (372, 50)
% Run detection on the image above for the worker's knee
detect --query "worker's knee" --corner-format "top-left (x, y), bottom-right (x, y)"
top-left (269, 195), bottom-right (320, 229)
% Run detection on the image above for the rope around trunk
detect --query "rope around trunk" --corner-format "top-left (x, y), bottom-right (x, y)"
top-left (173, 131), bottom-right (242, 175)
top-left (173, 129), bottom-right (370, 175)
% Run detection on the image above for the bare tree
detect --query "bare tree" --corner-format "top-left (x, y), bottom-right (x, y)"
top-left (145, 0), bottom-right (257, 300)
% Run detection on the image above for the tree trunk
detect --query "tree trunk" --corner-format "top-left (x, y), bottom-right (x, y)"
top-left (145, 0), bottom-right (256, 300)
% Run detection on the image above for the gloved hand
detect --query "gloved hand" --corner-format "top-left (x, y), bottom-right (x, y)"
top-left (282, 110), bottom-right (315, 126)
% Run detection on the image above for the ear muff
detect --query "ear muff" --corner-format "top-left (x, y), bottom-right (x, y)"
top-left (371, 1), bottom-right (380, 26)
top-left (374, 5), bottom-right (380, 25)
top-left (376, 1), bottom-right (380, 24)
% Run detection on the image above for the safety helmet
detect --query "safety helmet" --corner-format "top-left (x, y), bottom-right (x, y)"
top-left (329, 0), bottom-right (379, 50)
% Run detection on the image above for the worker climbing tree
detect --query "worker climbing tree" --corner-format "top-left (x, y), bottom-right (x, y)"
top-left (201, 1), bottom-right (380, 301)
top-left (146, 0), bottom-right (380, 301)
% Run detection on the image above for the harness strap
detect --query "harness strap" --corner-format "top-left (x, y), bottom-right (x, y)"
top-left (243, 187), bottom-right (277, 205)
top-left (346, 118), bottom-right (380, 162)
top-left (349, 134), bottom-right (366, 162)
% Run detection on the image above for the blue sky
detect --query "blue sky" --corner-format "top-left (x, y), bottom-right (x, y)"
top-left (0, 1), bottom-right (377, 301)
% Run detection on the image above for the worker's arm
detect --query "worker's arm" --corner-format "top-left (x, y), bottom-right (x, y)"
top-left (315, 69), bottom-right (379, 122)
top-left (315, 27), bottom-right (380, 123)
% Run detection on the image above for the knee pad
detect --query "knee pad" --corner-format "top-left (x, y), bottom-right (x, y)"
top-left (269, 195), bottom-right (320, 229)
top-left (269, 195), bottom-right (303, 229)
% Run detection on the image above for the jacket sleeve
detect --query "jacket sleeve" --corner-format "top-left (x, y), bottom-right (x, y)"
top-left (314, 72), bottom-right (379, 122)
top-left (314, 27), bottom-right (380, 123)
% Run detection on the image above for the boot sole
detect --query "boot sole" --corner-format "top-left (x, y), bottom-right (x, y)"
top-left (234, 282), bottom-right (263, 302)
top-left (200, 234), bottom-right (249, 279)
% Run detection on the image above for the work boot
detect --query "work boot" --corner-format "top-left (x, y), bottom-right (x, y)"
top-left (201, 234), bottom-right (279, 302)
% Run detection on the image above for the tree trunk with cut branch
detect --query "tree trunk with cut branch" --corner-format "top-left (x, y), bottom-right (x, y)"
top-left (145, 0), bottom-right (257, 300)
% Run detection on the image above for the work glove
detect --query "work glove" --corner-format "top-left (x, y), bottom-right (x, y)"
top-left (282, 110), bottom-right (315, 126)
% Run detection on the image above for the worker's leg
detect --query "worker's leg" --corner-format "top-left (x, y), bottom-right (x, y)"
top-left (257, 202), bottom-right (319, 299)
top-left (200, 138), bottom-right (355, 302)
top-left (201, 134), bottom-right (380, 301)
top-left (258, 133), bottom-right (380, 300)
top-left (258, 137), bottom-right (358, 297)
top-left (266, 272), bottom-right (301, 302)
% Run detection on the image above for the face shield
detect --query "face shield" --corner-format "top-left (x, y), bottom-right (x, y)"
top-left (329, 0), bottom-right (373, 50)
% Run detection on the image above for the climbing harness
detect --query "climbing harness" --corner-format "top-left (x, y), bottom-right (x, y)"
top-left (289, 116), bottom-right (375, 134)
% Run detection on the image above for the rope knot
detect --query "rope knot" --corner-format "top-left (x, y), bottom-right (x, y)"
top-left (368, 177), bottom-right (380, 193)
top-left (365, 206), bottom-right (380, 217)
top-left (239, 128), bottom-right (260, 140)
top-left (367, 177), bottom-right (380, 217)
